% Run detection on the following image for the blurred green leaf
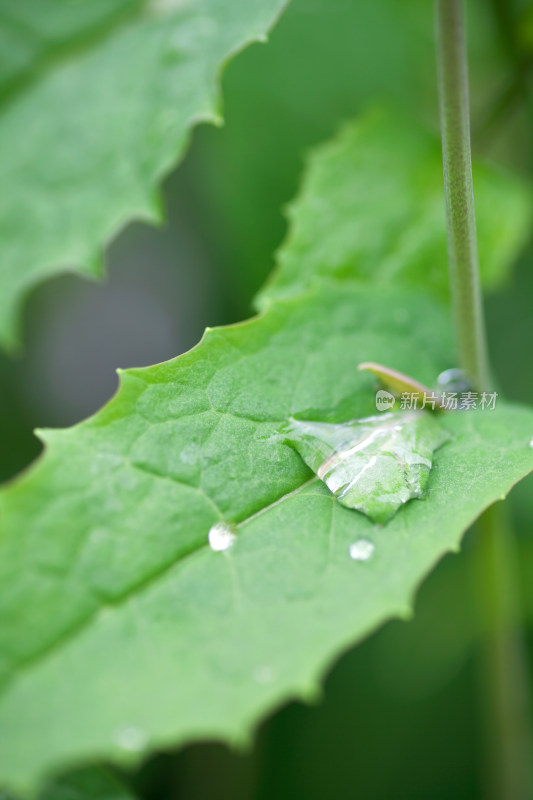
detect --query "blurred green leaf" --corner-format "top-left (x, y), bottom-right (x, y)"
top-left (257, 110), bottom-right (533, 308)
top-left (0, 0), bottom-right (287, 347)
top-left (189, 0), bottom-right (515, 308)
top-left (41, 768), bottom-right (136, 800)
top-left (1, 767), bottom-right (136, 800)
top-left (0, 0), bottom-right (143, 92)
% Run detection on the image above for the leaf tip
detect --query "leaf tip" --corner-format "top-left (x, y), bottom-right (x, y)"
top-left (299, 681), bottom-right (323, 705)
top-left (398, 606), bottom-right (414, 622)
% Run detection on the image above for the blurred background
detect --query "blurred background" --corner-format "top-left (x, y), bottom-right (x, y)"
top-left (1, 0), bottom-right (533, 797)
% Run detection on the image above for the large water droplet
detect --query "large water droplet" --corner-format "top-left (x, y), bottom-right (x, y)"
top-left (113, 725), bottom-right (148, 753)
top-left (349, 538), bottom-right (375, 561)
top-left (208, 522), bottom-right (237, 552)
top-left (284, 411), bottom-right (449, 524)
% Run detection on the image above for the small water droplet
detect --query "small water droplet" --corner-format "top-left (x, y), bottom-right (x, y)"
top-left (208, 522), bottom-right (237, 552)
top-left (113, 725), bottom-right (148, 753)
top-left (349, 538), bottom-right (375, 562)
top-left (529, 437), bottom-right (533, 449)
top-left (437, 368), bottom-right (471, 393)
top-left (253, 665), bottom-right (276, 684)
top-left (180, 444), bottom-right (200, 464)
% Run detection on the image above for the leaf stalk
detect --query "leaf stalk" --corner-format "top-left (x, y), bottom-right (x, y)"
top-left (435, 2), bottom-right (532, 798)
top-left (435, 0), bottom-right (490, 390)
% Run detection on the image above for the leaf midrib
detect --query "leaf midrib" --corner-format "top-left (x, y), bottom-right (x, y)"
top-left (0, 468), bottom-right (317, 695)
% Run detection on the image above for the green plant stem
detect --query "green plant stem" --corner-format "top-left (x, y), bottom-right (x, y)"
top-left (435, 2), bottom-right (532, 799)
top-left (476, 504), bottom-right (533, 800)
top-left (435, 0), bottom-right (490, 391)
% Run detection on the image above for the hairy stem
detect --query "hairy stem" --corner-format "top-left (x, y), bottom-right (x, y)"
top-left (435, 2), bottom-right (532, 798)
top-left (477, 504), bottom-right (533, 800)
top-left (435, 0), bottom-right (490, 390)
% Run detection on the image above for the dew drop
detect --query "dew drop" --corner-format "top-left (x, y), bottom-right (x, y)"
top-left (349, 538), bottom-right (375, 562)
top-left (529, 437), bottom-right (533, 449)
top-left (208, 522), bottom-right (237, 552)
top-left (113, 725), bottom-right (148, 753)
top-left (437, 368), bottom-right (471, 393)
top-left (180, 444), bottom-right (200, 464)
top-left (253, 665), bottom-right (276, 684)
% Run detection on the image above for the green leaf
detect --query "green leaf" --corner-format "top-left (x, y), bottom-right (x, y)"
top-left (2, 106), bottom-right (533, 791)
top-left (187, 0), bottom-right (512, 308)
top-left (0, 0), bottom-right (143, 92)
top-left (284, 411), bottom-right (451, 523)
top-left (1, 280), bottom-right (533, 793)
top-left (0, 766), bottom-right (135, 800)
top-left (40, 768), bottom-right (136, 800)
top-left (0, 0), bottom-right (287, 347)
top-left (257, 110), bottom-right (533, 308)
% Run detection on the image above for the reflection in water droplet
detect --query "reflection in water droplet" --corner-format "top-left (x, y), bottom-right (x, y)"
top-left (208, 522), bottom-right (237, 552)
top-left (284, 411), bottom-right (449, 524)
top-left (349, 539), bottom-right (375, 562)
top-left (113, 725), bottom-right (148, 752)
top-left (529, 437), bottom-right (533, 449)
top-left (180, 444), bottom-right (200, 464)
top-left (253, 665), bottom-right (276, 684)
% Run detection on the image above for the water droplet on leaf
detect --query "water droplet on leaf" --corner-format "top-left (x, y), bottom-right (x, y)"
top-left (208, 522), bottom-right (237, 552)
top-left (349, 538), bottom-right (375, 561)
top-left (113, 725), bottom-right (148, 753)
top-left (253, 665), bottom-right (276, 684)
top-left (437, 368), bottom-right (472, 393)
top-left (284, 411), bottom-right (450, 524)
